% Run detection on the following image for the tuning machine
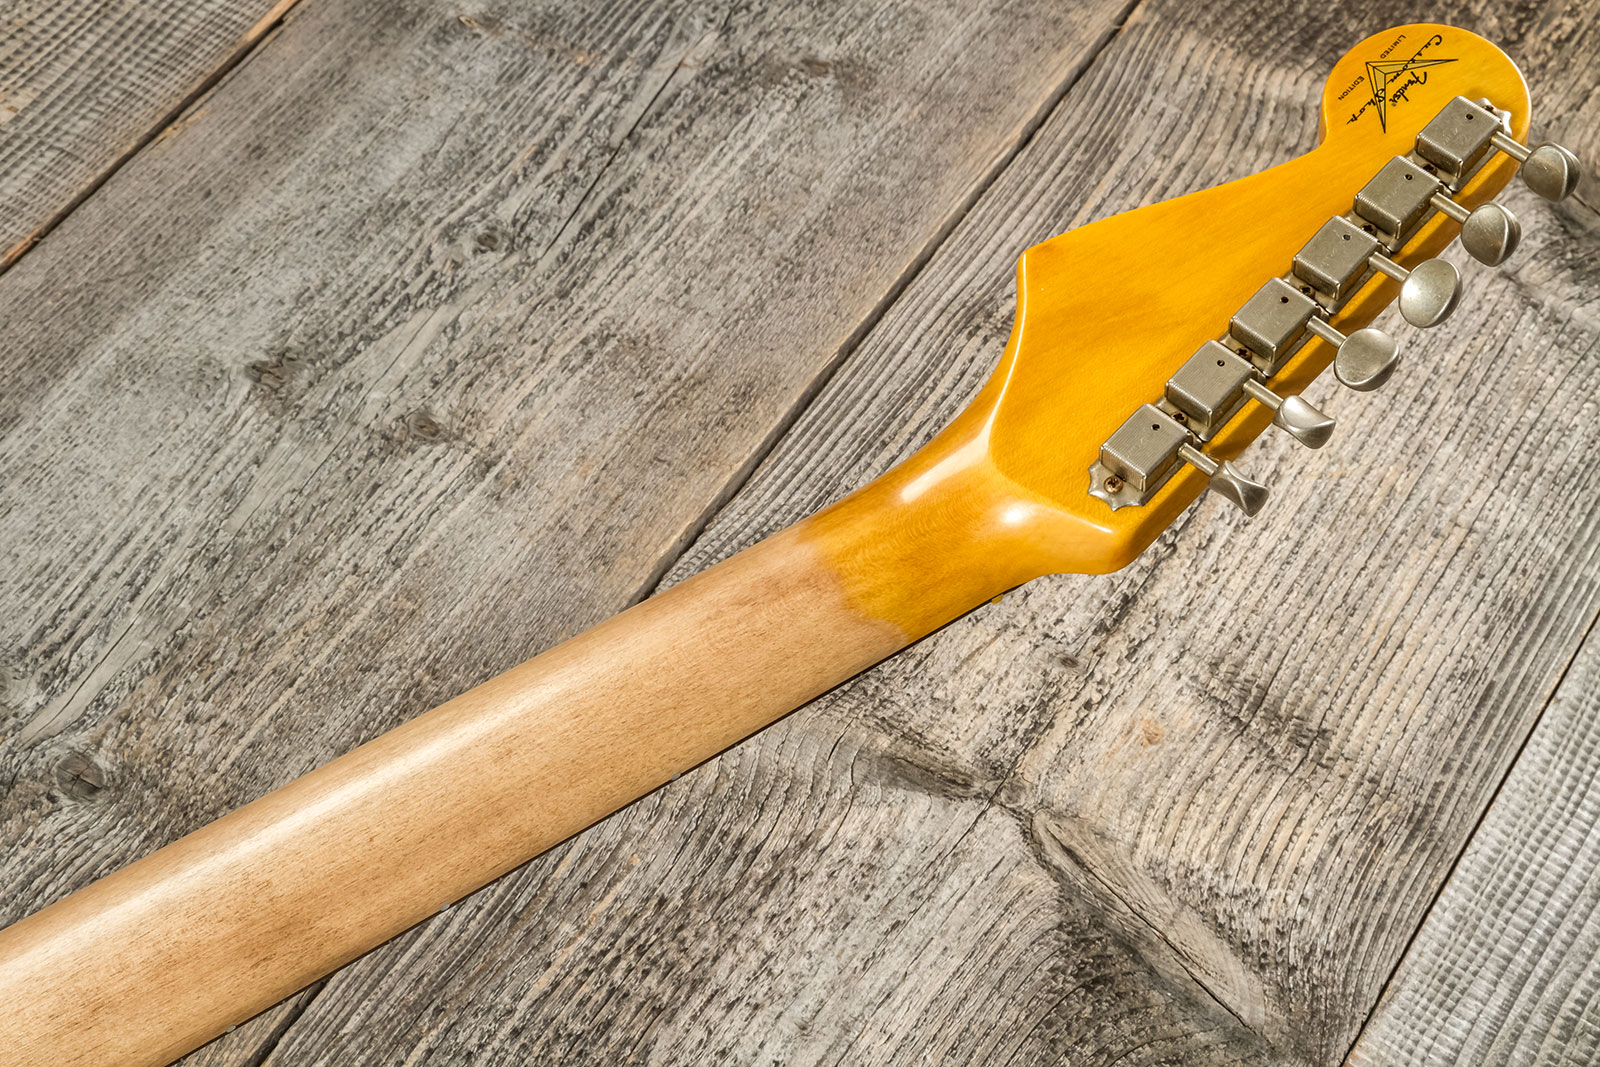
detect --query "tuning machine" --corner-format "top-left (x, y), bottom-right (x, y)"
top-left (1428, 189), bottom-right (1520, 265)
top-left (1307, 318), bottom-right (1399, 392)
top-left (1417, 96), bottom-right (1581, 203)
top-left (1293, 216), bottom-right (1461, 327)
top-left (1356, 95), bottom-right (1582, 270)
top-left (1087, 96), bottom-right (1583, 518)
top-left (1090, 405), bottom-right (1268, 515)
top-left (1230, 278), bottom-right (1401, 393)
top-left (1165, 342), bottom-right (1333, 449)
top-left (1177, 443), bottom-right (1269, 516)
top-left (1353, 154), bottom-right (1528, 280)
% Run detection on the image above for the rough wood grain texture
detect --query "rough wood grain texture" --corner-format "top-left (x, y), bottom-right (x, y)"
top-left (0, 0), bottom-right (297, 268)
top-left (0, 0), bottom-right (1179, 1061)
top-left (222, 2), bottom-right (1600, 1066)
top-left (655, 6), bottom-right (1600, 1063)
top-left (3, 2), bottom-right (1598, 1067)
top-left (1346, 620), bottom-right (1600, 1065)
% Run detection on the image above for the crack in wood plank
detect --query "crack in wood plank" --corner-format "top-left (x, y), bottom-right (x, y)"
top-left (8, 1), bottom-right (1599, 1063)
top-left (1342, 442), bottom-right (1600, 1065)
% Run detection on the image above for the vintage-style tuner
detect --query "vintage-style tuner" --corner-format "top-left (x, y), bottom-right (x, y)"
top-left (0, 24), bottom-right (1587, 1067)
top-left (1090, 91), bottom-right (1580, 516)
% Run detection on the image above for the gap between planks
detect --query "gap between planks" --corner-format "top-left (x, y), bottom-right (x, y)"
top-left (631, 0), bottom-right (1150, 607)
top-left (236, 0), bottom-right (1150, 1062)
top-left (1339, 559), bottom-right (1600, 1066)
top-left (0, 0), bottom-right (303, 275)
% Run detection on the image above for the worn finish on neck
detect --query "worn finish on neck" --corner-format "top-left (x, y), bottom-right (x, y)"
top-left (0, 24), bottom-right (1537, 1067)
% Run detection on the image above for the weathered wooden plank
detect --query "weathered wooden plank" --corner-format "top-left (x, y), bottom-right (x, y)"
top-left (0, 0), bottom-right (297, 268)
top-left (1345, 634), bottom-right (1600, 1065)
top-left (648, 6), bottom-right (1600, 1063)
top-left (6, 2), bottom-right (1596, 1065)
top-left (270, 742), bottom-right (1271, 1065)
top-left (236, 2), bottom-right (1596, 1065)
top-left (253, 3), bottom-right (1600, 1066)
top-left (0, 0), bottom-right (1155, 1062)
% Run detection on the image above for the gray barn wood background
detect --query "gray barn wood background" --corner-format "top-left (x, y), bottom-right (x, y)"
top-left (3, 0), bottom-right (1599, 1063)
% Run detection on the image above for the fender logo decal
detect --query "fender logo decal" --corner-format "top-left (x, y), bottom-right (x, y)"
top-left (1343, 33), bottom-right (1457, 131)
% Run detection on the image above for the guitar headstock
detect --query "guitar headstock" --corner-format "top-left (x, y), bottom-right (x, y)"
top-left (890, 24), bottom-right (1582, 579)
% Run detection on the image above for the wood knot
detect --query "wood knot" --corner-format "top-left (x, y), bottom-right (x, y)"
top-left (456, 12), bottom-right (502, 35)
top-left (405, 410), bottom-right (442, 440)
top-left (55, 752), bottom-right (107, 798)
top-left (472, 226), bottom-right (507, 253)
top-left (245, 351), bottom-right (303, 392)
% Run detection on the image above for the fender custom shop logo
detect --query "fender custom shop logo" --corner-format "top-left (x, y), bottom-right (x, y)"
top-left (1339, 32), bottom-right (1457, 132)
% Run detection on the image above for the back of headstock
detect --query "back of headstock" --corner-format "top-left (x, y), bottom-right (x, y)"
top-left (914, 24), bottom-right (1581, 576)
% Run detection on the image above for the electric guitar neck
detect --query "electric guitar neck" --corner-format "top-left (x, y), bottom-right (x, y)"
top-left (0, 23), bottom-right (1583, 1067)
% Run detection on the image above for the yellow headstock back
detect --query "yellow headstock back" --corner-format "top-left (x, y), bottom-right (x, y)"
top-left (911, 25), bottom-right (1531, 577)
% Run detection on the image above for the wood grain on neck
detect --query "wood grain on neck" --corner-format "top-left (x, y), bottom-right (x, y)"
top-left (0, 23), bottom-right (1540, 1066)
top-left (0, 445), bottom-right (1029, 1067)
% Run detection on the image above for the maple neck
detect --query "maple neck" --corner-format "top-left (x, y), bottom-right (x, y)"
top-left (0, 23), bottom-right (1561, 1065)
top-left (0, 446), bottom-right (1038, 1067)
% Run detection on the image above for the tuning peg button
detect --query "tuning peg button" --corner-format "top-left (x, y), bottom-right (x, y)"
top-left (1305, 317), bottom-right (1400, 392)
top-left (1177, 443), bottom-right (1268, 516)
top-left (1367, 251), bottom-right (1461, 328)
top-left (1493, 133), bottom-right (1582, 201)
top-left (1429, 191), bottom-right (1520, 265)
top-left (1165, 341), bottom-right (1333, 449)
top-left (1230, 277), bottom-right (1400, 391)
top-left (1294, 214), bottom-right (1460, 324)
top-left (1240, 379), bottom-right (1334, 448)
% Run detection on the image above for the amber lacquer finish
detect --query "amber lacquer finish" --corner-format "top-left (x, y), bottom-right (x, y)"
top-left (0, 25), bottom-right (1534, 1067)
top-left (804, 24), bottom-right (1530, 635)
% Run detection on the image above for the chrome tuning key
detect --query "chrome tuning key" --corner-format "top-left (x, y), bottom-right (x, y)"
top-left (1493, 132), bottom-right (1582, 202)
top-left (1355, 157), bottom-right (1449, 247)
top-left (1240, 379), bottom-right (1334, 449)
top-left (1416, 95), bottom-right (1581, 202)
top-left (1229, 279), bottom-right (1320, 371)
top-left (1368, 250), bottom-right (1461, 327)
top-left (1165, 342), bottom-right (1333, 449)
top-left (1087, 93), bottom-right (1587, 517)
top-left (1089, 404), bottom-right (1268, 515)
top-left (1428, 189), bottom-right (1520, 265)
top-left (1293, 215), bottom-right (1461, 326)
top-left (1305, 317), bottom-right (1400, 392)
top-left (1177, 442), bottom-right (1268, 516)
top-left (1230, 278), bottom-right (1399, 391)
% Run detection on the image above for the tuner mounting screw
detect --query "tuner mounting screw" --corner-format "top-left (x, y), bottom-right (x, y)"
top-left (1103, 475), bottom-right (1123, 493)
